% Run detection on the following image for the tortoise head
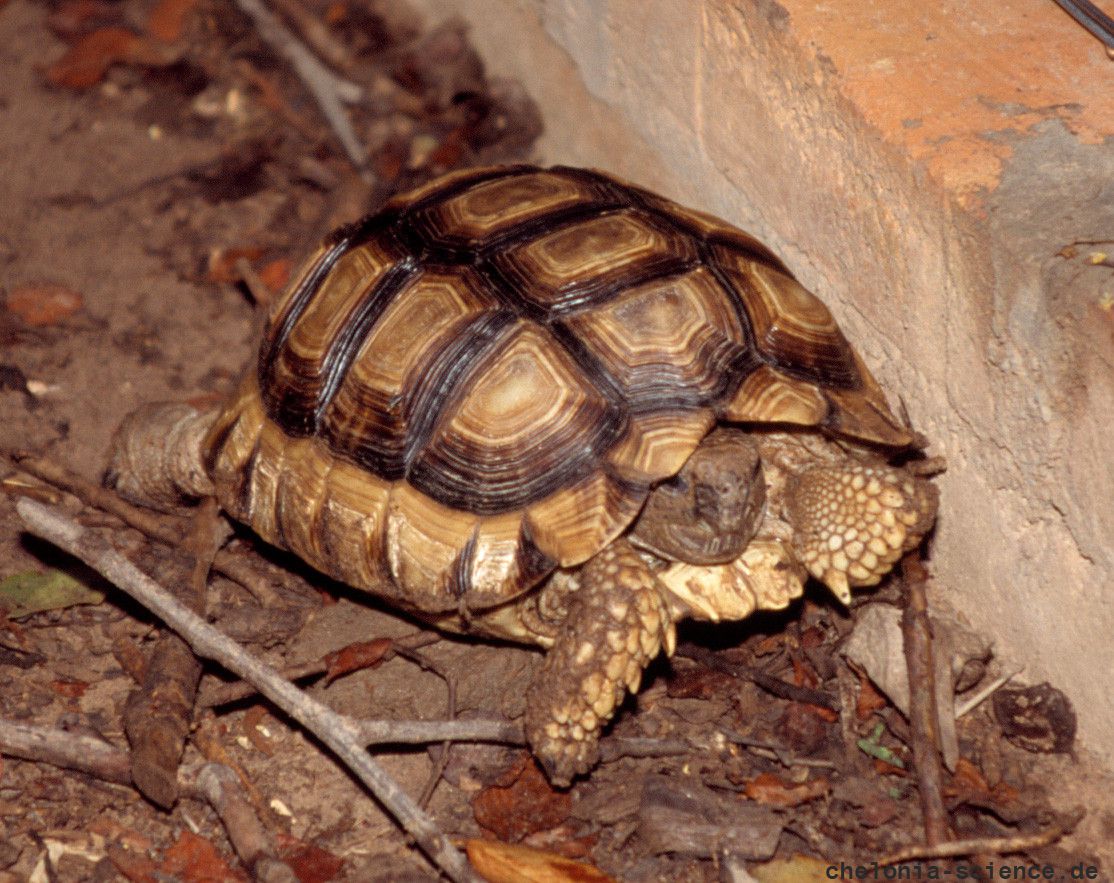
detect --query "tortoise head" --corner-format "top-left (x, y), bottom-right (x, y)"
top-left (629, 428), bottom-right (766, 565)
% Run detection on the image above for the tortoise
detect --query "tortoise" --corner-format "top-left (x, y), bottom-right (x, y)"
top-left (107, 164), bottom-right (938, 785)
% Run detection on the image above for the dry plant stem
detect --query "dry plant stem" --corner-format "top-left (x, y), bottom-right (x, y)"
top-left (266, 0), bottom-right (354, 72)
top-left (231, 0), bottom-right (370, 176)
top-left (199, 631), bottom-right (440, 707)
top-left (355, 717), bottom-right (522, 746)
top-left (196, 763), bottom-right (299, 883)
top-left (7, 451), bottom-right (282, 605)
top-left (878, 814), bottom-right (1079, 865)
top-left (16, 500), bottom-right (478, 883)
top-left (901, 552), bottom-right (950, 847)
top-left (676, 643), bottom-right (839, 711)
top-left (0, 718), bottom-right (132, 785)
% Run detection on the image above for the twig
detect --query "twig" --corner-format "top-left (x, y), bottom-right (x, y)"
top-left (5, 451), bottom-right (283, 605)
top-left (0, 718), bottom-right (132, 785)
top-left (354, 716), bottom-right (521, 746)
top-left (954, 666), bottom-right (1023, 719)
top-left (676, 643), bottom-right (840, 711)
top-left (16, 499), bottom-right (477, 883)
top-left (391, 644), bottom-right (456, 808)
top-left (878, 812), bottom-right (1081, 865)
top-left (267, 0), bottom-right (354, 72)
top-left (195, 763), bottom-right (299, 883)
top-left (231, 0), bottom-right (370, 176)
top-left (199, 631), bottom-right (440, 707)
top-left (901, 552), bottom-right (950, 846)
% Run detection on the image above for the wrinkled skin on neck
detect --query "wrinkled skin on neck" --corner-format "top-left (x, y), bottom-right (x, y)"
top-left (628, 428), bottom-right (766, 565)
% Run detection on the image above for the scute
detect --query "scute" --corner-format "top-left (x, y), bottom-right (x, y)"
top-left (208, 164), bottom-right (914, 612)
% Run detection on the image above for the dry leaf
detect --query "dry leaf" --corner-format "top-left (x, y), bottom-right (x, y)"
top-left (147, 0), bottom-right (199, 42)
top-left (50, 678), bottom-right (89, 699)
top-left (472, 754), bottom-right (571, 842)
top-left (854, 667), bottom-right (888, 720)
top-left (276, 833), bottom-right (345, 883)
top-left (243, 705), bottom-right (278, 756)
top-left (6, 284), bottom-right (84, 327)
top-left (0, 569), bottom-right (104, 617)
top-left (46, 27), bottom-right (139, 88)
top-left (258, 257), bottom-right (293, 293)
top-left (749, 854), bottom-right (832, 883)
top-left (465, 839), bottom-right (616, 883)
top-left (323, 637), bottom-right (393, 683)
top-left (742, 772), bottom-right (830, 808)
top-left (161, 830), bottom-right (248, 882)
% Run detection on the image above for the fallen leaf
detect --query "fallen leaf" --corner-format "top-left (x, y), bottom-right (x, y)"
top-left (46, 27), bottom-right (138, 88)
top-left (666, 664), bottom-right (737, 699)
top-left (6, 283), bottom-right (84, 327)
top-left (323, 637), bottom-right (393, 684)
top-left (276, 833), bottom-right (345, 883)
top-left (106, 842), bottom-right (160, 883)
top-left (147, 0), bottom-right (199, 42)
top-left (465, 839), bottom-right (616, 883)
top-left (854, 667), bottom-right (888, 720)
top-left (47, 0), bottom-right (116, 37)
top-left (0, 569), bottom-right (105, 618)
top-left (258, 257), bottom-right (292, 293)
top-left (51, 678), bottom-right (89, 699)
top-left (161, 830), bottom-right (248, 882)
top-left (749, 854), bottom-right (832, 883)
top-left (742, 772), bottom-right (830, 808)
top-left (472, 754), bottom-right (571, 843)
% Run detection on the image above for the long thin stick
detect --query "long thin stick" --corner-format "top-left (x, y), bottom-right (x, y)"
top-left (16, 499), bottom-right (477, 883)
top-left (231, 0), bottom-right (370, 176)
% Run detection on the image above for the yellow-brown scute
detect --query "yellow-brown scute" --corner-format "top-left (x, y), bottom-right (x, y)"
top-left (787, 462), bottom-right (938, 592)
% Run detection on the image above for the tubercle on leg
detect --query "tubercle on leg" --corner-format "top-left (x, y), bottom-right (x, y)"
top-left (106, 404), bottom-right (218, 509)
top-left (524, 540), bottom-right (675, 787)
top-left (787, 460), bottom-right (938, 604)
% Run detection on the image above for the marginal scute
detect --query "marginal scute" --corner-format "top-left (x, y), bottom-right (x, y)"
top-left (273, 437), bottom-right (332, 566)
top-left (525, 470), bottom-right (644, 567)
top-left (724, 364), bottom-right (829, 427)
top-left (313, 458), bottom-right (392, 591)
top-left (605, 408), bottom-right (715, 485)
top-left (386, 482), bottom-right (480, 608)
top-left (822, 349), bottom-right (916, 447)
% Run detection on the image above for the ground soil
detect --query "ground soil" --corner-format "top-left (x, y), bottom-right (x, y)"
top-left (0, 0), bottom-right (1111, 880)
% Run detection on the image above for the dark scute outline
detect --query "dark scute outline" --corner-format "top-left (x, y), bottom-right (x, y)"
top-left (311, 255), bottom-right (421, 428)
top-left (515, 517), bottom-right (559, 589)
top-left (446, 528), bottom-right (479, 599)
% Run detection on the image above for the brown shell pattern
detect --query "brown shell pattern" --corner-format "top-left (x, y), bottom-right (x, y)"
top-left (205, 165), bottom-right (911, 613)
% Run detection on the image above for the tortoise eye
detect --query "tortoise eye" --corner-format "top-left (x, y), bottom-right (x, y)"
top-left (661, 474), bottom-right (689, 493)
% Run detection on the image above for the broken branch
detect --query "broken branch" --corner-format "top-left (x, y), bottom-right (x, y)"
top-left (15, 499), bottom-right (477, 883)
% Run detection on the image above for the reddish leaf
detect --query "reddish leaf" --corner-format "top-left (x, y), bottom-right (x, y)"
top-left (276, 834), bottom-right (345, 883)
top-left (854, 669), bottom-right (888, 720)
top-left (323, 638), bottom-right (393, 684)
top-left (743, 772), bottom-right (830, 808)
top-left (161, 830), bottom-right (248, 882)
top-left (323, 1), bottom-right (347, 25)
top-left (258, 257), bottom-right (293, 293)
top-left (6, 283), bottom-right (84, 327)
top-left (107, 842), bottom-right (159, 883)
top-left (666, 664), bottom-right (737, 699)
top-left (147, 0), bottom-right (199, 42)
top-left (472, 754), bottom-right (571, 843)
top-left (465, 839), bottom-right (616, 883)
top-left (50, 678), bottom-right (89, 698)
top-left (46, 27), bottom-right (138, 88)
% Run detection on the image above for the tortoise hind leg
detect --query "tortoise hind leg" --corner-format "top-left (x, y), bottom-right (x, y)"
top-left (524, 539), bottom-right (676, 786)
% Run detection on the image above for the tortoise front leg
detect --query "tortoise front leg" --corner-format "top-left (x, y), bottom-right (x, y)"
top-left (524, 539), bottom-right (676, 786)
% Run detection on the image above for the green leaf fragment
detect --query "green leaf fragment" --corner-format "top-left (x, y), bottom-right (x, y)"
top-left (0, 569), bottom-right (105, 618)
